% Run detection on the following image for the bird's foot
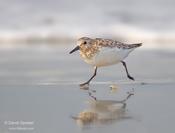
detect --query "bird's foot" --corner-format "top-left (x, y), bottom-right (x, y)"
top-left (79, 82), bottom-right (89, 90)
top-left (80, 82), bottom-right (89, 87)
top-left (128, 75), bottom-right (135, 81)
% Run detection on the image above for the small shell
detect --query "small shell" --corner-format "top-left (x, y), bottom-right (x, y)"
top-left (109, 84), bottom-right (119, 93)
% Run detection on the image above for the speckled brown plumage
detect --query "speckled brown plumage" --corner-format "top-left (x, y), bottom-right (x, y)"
top-left (79, 42), bottom-right (100, 59)
top-left (78, 37), bottom-right (142, 59)
top-left (95, 38), bottom-right (142, 49)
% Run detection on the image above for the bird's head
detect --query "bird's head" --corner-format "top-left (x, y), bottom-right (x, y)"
top-left (69, 37), bottom-right (93, 54)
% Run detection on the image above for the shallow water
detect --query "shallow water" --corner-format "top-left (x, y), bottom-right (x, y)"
top-left (1, 82), bottom-right (175, 133)
top-left (0, 45), bottom-right (175, 132)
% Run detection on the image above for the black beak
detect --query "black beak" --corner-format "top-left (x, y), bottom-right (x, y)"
top-left (69, 46), bottom-right (80, 54)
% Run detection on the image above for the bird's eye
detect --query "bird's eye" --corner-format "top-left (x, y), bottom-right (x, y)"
top-left (83, 41), bottom-right (87, 44)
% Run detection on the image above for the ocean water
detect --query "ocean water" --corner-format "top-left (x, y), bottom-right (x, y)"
top-left (0, 0), bottom-right (175, 48)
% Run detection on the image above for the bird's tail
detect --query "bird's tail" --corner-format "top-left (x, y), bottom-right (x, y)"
top-left (129, 43), bottom-right (142, 49)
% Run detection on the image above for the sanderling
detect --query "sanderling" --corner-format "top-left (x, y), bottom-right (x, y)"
top-left (69, 37), bottom-right (142, 86)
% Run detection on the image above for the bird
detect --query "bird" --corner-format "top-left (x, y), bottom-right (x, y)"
top-left (69, 37), bottom-right (142, 86)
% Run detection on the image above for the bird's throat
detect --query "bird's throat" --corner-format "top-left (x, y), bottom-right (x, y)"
top-left (80, 46), bottom-right (99, 59)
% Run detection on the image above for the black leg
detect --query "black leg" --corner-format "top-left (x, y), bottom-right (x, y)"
top-left (80, 66), bottom-right (97, 86)
top-left (121, 61), bottom-right (134, 81)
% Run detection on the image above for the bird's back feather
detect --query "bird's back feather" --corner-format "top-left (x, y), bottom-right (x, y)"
top-left (127, 43), bottom-right (142, 49)
top-left (95, 38), bottom-right (142, 49)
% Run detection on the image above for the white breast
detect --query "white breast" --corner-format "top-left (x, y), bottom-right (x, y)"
top-left (85, 47), bottom-right (134, 67)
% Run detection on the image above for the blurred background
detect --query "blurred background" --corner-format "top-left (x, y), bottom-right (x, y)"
top-left (0, 0), bottom-right (175, 49)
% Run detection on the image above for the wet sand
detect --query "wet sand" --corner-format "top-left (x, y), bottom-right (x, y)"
top-left (0, 44), bottom-right (175, 133)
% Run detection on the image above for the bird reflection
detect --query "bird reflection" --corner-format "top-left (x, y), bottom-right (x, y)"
top-left (72, 89), bottom-right (134, 127)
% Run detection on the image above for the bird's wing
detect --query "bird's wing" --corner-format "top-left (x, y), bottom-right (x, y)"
top-left (95, 38), bottom-right (128, 49)
top-left (95, 38), bottom-right (142, 49)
